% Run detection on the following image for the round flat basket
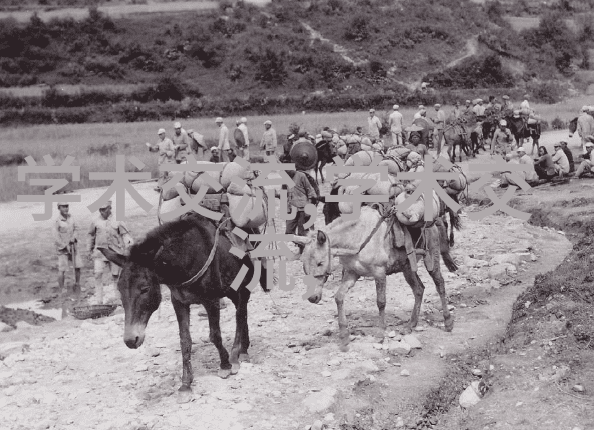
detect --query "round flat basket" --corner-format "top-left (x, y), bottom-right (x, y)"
top-left (73, 305), bottom-right (117, 320)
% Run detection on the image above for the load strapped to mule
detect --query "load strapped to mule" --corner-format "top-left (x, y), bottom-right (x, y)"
top-left (158, 160), bottom-right (272, 253)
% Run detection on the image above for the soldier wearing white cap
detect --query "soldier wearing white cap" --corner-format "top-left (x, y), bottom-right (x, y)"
top-left (367, 108), bottom-right (382, 139)
top-left (502, 95), bottom-right (513, 111)
top-left (464, 99), bottom-right (473, 114)
top-left (388, 104), bottom-right (404, 147)
top-left (577, 106), bottom-right (594, 152)
top-left (472, 99), bottom-right (485, 117)
top-left (146, 128), bottom-right (175, 192)
top-left (172, 121), bottom-right (191, 164)
top-left (260, 120), bottom-right (277, 161)
top-left (215, 117), bottom-right (231, 162)
top-left (87, 200), bottom-right (133, 305)
top-left (235, 117), bottom-right (250, 160)
top-left (576, 138), bottom-right (594, 178)
top-left (491, 119), bottom-right (514, 156)
top-left (433, 103), bottom-right (446, 155)
top-left (54, 202), bottom-right (83, 295)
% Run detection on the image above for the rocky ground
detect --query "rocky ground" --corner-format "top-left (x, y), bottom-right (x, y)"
top-left (1, 130), bottom-right (593, 430)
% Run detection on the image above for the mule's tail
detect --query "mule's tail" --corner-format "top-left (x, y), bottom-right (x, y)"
top-left (441, 250), bottom-right (458, 272)
top-left (447, 206), bottom-right (462, 231)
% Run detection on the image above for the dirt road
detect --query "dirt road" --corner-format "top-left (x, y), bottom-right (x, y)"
top-left (0, 0), bottom-right (271, 23)
top-left (0, 128), bottom-right (587, 430)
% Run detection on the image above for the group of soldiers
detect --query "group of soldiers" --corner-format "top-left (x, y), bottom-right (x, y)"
top-left (147, 118), bottom-right (279, 192)
top-left (54, 200), bottom-right (132, 305)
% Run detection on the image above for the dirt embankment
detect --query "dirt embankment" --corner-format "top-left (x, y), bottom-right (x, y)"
top-left (429, 181), bottom-right (594, 430)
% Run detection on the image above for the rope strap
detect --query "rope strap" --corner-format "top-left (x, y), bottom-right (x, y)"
top-left (177, 218), bottom-right (229, 287)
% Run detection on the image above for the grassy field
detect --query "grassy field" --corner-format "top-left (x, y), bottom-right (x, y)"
top-left (504, 15), bottom-right (579, 32)
top-left (0, 96), bottom-right (583, 203)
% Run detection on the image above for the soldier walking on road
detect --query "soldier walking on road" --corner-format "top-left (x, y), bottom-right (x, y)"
top-left (146, 128), bottom-right (175, 192)
top-left (54, 202), bottom-right (83, 295)
top-left (87, 200), bottom-right (134, 305)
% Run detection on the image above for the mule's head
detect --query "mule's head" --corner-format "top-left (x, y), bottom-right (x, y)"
top-left (293, 230), bottom-right (331, 304)
top-left (99, 246), bottom-right (163, 349)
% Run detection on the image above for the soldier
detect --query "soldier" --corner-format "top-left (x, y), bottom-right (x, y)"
top-left (237, 117), bottom-right (250, 160)
top-left (87, 200), bottom-right (134, 305)
top-left (54, 202), bottom-right (83, 295)
top-left (491, 120), bottom-right (514, 156)
top-left (388, 104), bottom-right (404, 147)
top-left (187, 129), bottom-right (208, 161)
top-left (502, 95), bottom-right (513, 112)
top-left (367, 108), bottom-right (382, 139)
top-left (433, 103), bottom-right (446, 156)
top-left (215, 117), bottom-right (231, 162)
top-left (260, 120), bottom-right (278, 161)
top-left (172, 121), bottom-right (191, 164)
top-left (146, 128), bottom-right (175, 192)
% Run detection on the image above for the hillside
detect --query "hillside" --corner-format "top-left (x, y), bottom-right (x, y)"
top-left (1, 0), bottom-right (594, 125)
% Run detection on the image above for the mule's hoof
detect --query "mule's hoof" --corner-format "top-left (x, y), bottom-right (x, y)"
top-left (178, 384), bottom-right (192, 393)
top-left (239, 353), bottom-right (250, 363)
top-left (218, 368), bottom-right (232, 379)
top-left (445, 318), bottom-right (454, 333)
top-left (339, 343), bottom-right (349, 353)
top-left (177, 388), bottom-right (193, 403)
top-left (401, 325), bottom-right (413, 335)
top-left (230, 363), bottom-right (240, 375)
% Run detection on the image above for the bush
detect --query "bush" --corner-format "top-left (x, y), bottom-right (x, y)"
top-left (424, 54), bottom-right (514, 89)
top-left (551, 117), bottom-right (567, 130)
top-left (154, 76), bottom-right (186, 102)
top-left (254, 48), bottom-right (288, 87)
top-left (526, 80), bottom-right (566, 103)
top-left (344, 16), bottom-right (371, 42)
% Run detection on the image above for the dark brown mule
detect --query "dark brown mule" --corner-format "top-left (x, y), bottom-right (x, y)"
top-left (99, 212), bottom-right (269, 395)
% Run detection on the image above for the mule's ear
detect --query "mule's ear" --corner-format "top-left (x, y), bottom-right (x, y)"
top-left (98, 247), bottom-right (128, 267)
top-left (317, 230), bottom-right (327, 245)
top-left (291, 235), bottom-right (312, 246)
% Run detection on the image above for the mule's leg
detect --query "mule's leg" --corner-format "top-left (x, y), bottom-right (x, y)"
top-left (237, 289), bottom-right (251, 364)
top-left (426, 227), bottom-right (454, 332)
top-left (335, 271), bottom-right (359, 352)
top-left (319, 161), bottom-right (326, 184)
top-left (202, 299), bottom-right (233, 379)
top-left (375, 275), bottom-right (387, 332)
top-left (172, 297), bottom-right (194, 392)
top-left (401, 266), bottom-right (424, 333)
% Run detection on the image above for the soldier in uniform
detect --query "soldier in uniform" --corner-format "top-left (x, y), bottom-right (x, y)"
top-left (147, 128), bottom-right (175, 192)
top-left (87, 200), bottom-right (134, 305)
top-left (54, 202), bottom-right (83, 295)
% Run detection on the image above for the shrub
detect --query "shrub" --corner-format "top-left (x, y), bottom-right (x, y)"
top-left (154, 76), bottom-right (186, 102)
top-left (254, 48), bottom-right (288, 87)
top-left (526, 80), bottom-right (566, 103)
top-left (551, 117), bottom-right (567, 130)
top-left (344, 16), bottom-right (371, 42)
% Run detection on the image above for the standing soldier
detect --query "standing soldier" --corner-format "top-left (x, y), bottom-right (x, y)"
top-left (234, 119), bottom-right (246, 160)
top-left (491, 120), bottom-right (515, 156)
top-left (87, 201), bottom-right (134, 305)
top-left (172, 121), bottom-right (191, 164)
top-left (285, 169), bottom-right (317, 254)
top-left (413, 105), bottom-right (426, 119)
top-left (367, 108), bottom-right (382, 140)
top-left (453, 101), bottom-right (463, 119)
top-left (54, 202), bottom-right (83, 295)
top-left (388, 104), bottom-right (404, 147)
top-left (502, 95), bottom-right (513, 112)
top-left (215, 117), bottom-right (231, 162)
top-left (576, 106), bottom-right (594, 153)
top-left (260, 120), bottom-right (277, 160)
top-left (146, 128), bottom-right (175, 192)
top-left (433, 103), bottom-right (446, 156)
top-left (238, 117), bottom-right (250, 160)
